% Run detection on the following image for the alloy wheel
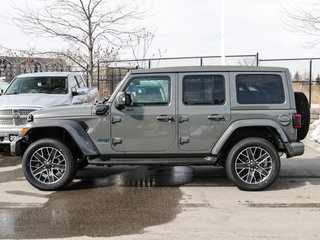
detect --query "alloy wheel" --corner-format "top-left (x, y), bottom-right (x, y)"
top-left (29, 147), bottom-right (67, 184)
top-left (234, 146), bottom-right (272, 185)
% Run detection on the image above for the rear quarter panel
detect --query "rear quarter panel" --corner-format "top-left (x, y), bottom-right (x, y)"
top-left (229, 71), bottom-right (297, 142)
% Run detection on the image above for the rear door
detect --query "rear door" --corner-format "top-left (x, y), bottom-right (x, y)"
top-left (178, 73), bottom-right (231, 151)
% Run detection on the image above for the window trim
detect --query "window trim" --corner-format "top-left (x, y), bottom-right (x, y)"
top-left (76, 75), bottom-right (86, 88)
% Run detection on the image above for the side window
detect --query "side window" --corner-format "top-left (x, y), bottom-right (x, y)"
top-left (183, 75), bottom-right (225, 105)
top-left (236, 74), bottom-right (285, 104)
top-left (76, 75), bottom-right (86, 88)
top-left (70, 76), bottom-right (79, 92)
top-left (125, 76), bottom-right (170, 106)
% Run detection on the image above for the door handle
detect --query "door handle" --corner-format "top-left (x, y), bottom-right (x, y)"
top-left (156, 115), bottom-right (174, 122)
top-left (207, 114), bottom-right (225, 121)
top-left (112, 137), bottom-right (122, 145)
top-left (180, 137), bottom-right (190, 144)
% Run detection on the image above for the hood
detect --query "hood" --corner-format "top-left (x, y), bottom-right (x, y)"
top-left (0, 94), bottom-right (71, 108)
top-left (31, 104), bottom-right (94, 119)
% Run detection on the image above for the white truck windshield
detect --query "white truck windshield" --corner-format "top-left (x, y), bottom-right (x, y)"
top-left (6, 77), bottom-right (68, 95)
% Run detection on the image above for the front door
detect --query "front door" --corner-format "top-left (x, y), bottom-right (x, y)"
top-left (110, 74), bottom-right (176, 153)
top-left (178, 72), bottom-right (230, 151)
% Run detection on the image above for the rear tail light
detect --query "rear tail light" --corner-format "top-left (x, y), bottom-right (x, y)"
top-left (293, 113), bottom-right (302, 129)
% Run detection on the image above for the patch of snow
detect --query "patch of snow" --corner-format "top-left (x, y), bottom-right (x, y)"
top-left (310, 119), bottom-right (320, 143)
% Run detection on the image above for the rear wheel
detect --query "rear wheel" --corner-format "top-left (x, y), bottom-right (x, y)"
top-left (22, 138), bottom-right (77, 191)
top-left (225, 137), bottom-right (280, 191)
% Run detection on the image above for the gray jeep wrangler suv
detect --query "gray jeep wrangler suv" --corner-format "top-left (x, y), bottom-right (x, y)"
top-left (11, 66), bottom-right (309, 191)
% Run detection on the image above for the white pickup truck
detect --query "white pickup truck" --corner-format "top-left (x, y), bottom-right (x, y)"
top-left (0, 72), bottom-right (98, 151)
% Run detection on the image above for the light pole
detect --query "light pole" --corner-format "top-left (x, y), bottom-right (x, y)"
top-left (221, 0), bottom-right (225, 65)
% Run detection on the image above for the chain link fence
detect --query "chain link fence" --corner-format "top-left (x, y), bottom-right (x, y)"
top-left (259, 57), bottom-right (320, 106)
top-left (2, 53), bottom-right (320, 108)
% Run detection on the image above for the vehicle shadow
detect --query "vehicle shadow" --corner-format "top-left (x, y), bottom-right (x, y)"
top-left (69, 158), bottom-right (320, 191)
top-left (69, 165), bottom-right (196, 190)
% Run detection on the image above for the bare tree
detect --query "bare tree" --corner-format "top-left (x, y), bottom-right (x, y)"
top-left (283, 3), bottom-right (320, 47)
top-left (128, 29), bottom-right (154, 68)
top-left (127, 29), bottom-right (167, 68)
top-left (12, 0), bottom-right (144, 86)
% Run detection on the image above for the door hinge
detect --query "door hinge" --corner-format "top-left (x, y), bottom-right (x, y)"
top-left (179, 115), bottom-right (189, 123)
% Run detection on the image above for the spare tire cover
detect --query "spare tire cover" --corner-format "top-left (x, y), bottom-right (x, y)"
top-left (294, 92), bottom-right (310, 140)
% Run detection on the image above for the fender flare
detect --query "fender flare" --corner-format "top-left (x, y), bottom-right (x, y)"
top-left (23, 120), bottom-right (100, 157)
top-left (211, 119), bottom-right (289, 155)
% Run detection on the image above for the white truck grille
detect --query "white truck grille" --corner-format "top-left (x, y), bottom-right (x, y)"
top-left (0, 109), bottom-right (38, 126)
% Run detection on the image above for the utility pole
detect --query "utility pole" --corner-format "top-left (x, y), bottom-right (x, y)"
top-left (221, 0), bottom-right (225, 65)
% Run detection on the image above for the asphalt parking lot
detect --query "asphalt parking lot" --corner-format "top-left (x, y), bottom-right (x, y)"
top-left (0, 145), bottom-right (320, 240)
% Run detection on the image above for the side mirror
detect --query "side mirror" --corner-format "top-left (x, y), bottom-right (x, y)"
top-left (76, 87), bottom-right (88, 95)
top-left (115, 91), bottom-right (131, 109)
top-left (95, 104), bottom-right (109, 115)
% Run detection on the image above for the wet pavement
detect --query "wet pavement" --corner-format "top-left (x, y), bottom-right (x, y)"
top-left (0, 146), bottom-right (320, 239)
top-left (0, 161), bottom-right (188, 239)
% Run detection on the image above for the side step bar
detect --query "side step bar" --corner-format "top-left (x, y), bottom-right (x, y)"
top-left (88, 157), bottom-right (217, 166)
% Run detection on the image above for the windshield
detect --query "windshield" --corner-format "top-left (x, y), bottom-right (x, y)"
top-left (5, 76), bottom-right (68, 95)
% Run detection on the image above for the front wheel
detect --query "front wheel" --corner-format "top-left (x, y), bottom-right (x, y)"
top-left (22, 138), bottom-right (77, 191)
top-left (225, 137), bottom-right (280, 191)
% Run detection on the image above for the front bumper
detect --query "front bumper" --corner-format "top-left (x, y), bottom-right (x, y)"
top-left (285, 141), bottom-right (305, 158)
top-left (0, 128), bottom-right (23, 145)
top-left (10, 136), bottom-right (24, 156)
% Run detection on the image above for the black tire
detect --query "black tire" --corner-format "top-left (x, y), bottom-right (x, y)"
top-left (22, 138), bottom-right (77, 191)
top-left (294, 92), bottom-right (310, 140)
top-left (225, 137), bottom-right (280, 191)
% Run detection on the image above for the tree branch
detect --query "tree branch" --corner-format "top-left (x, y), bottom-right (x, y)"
top-left (11, 0), bottom-right (148, 86)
